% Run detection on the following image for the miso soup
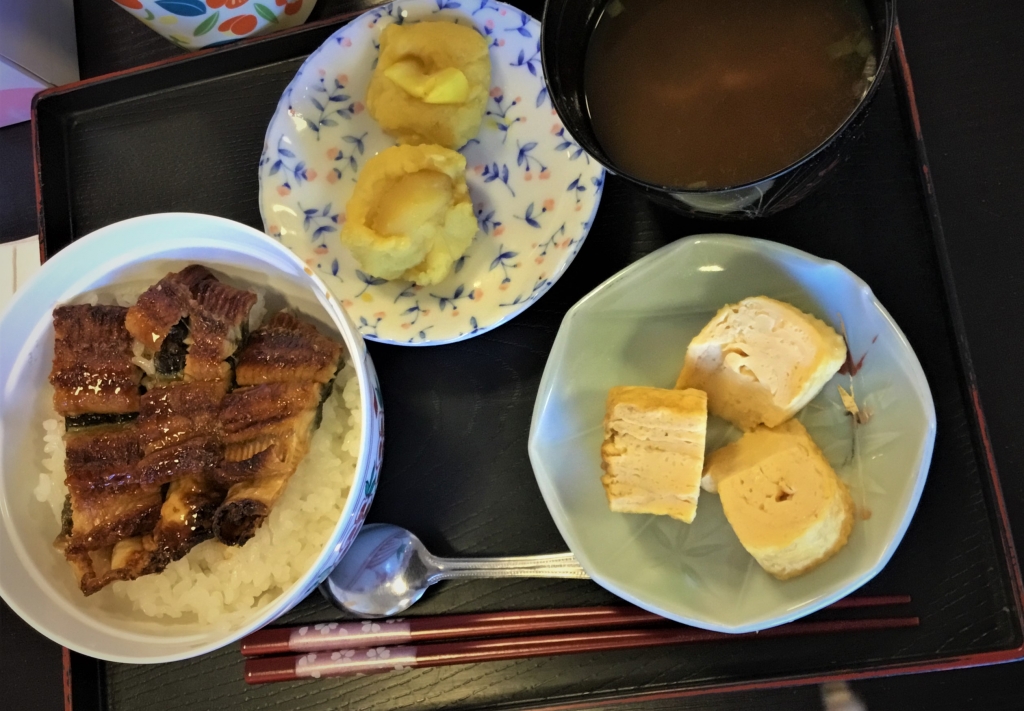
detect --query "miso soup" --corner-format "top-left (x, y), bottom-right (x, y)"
top-left (584, 0), bottom-right (876, 189)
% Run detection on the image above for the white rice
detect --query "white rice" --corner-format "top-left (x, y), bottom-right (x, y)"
top-left (37, 356), bottom-right (361, 626)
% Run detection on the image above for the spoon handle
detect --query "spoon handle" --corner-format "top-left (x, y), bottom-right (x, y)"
top-left (430, 553), bottom-right (590, 581)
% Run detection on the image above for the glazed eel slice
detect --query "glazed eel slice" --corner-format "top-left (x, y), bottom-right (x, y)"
top-left (212, 381), bottom-right (323, 545)
top-left (120, 266), bottom-right (257, 571)
top-left (184, 276), bottom-right (259, 382)
top-left (106, 381), bottom-right (231, 577)
top-left (112, 267), bottom-right (256, 567)
top-left (125, 265), bottom-right (210, 381)
top-left (125, 267), bottom-right (201, 353)
top-left (139, 381), bottom-right (229, 563)
top-left (212, 313), bottom-right (344, 546)
top-left (58, 424), bottom-right (154, 555)
top-left (57, 438), bottom-right (222, 595)
top-left (50, 305), bottom-right (142, 419)
top-left (56, 417), bottom-right (225, 595)
top-left (61, 381), bottom-right (229, 594)
top-left (55, 423), bottom-right (162, 595)
top-left (234, 311), bottom-right (343, 386)
top-left (48, 305), bottom-right (152, 594)
top-left (136, 380), bottom-right (227, 455)
top-left (125, 265), bottom-right (257, 384)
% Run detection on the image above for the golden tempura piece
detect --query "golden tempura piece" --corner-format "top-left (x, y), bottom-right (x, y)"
top-left (341, 144), bottom-right (479, 285)
top-left (366, 21), bottom-right (491, 149)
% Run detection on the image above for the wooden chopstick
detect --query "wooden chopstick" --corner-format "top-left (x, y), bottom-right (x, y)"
top-left (240, 595), bottom-right (912, 657)
top-left (242, 606), bottom-right (664, 657)
top-left (244, 615), bottom-right (920, 684)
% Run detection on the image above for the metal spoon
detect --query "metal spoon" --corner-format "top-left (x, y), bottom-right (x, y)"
top-left (321, 523), bottom-right (590, 617)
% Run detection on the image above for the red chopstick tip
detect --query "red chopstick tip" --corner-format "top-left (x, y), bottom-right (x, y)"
top-left (827, 594), bottom-right (912, 610)
top-left (245, 657), bottom-right (297, 685)
top-left (241, 627), bottom-right (296, 657)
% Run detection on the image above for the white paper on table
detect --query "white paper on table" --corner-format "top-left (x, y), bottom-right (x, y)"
top-left (0, 236), bottom-right (41, 314)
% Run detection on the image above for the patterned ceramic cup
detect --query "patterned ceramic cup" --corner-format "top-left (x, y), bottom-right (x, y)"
top-left (110, 0), bottom-right (318, 49)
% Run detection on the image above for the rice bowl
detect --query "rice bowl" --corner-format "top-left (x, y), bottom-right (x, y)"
top-left (0, 214), bottom-right (384, 662)
top-left (36, 365), bottom-right (360, 627)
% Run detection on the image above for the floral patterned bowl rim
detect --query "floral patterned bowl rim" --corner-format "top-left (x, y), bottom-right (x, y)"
top-left (258, 0), bottom-right (605, 346)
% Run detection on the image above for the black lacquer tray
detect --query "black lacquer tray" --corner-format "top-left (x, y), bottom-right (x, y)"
top-left (32, 6), bottom-right (1024, 709)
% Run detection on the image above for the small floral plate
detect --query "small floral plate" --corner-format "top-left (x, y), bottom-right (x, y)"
top-left (258, 0), bottom-right (605, 345)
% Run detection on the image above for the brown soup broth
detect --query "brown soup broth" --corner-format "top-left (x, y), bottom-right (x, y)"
top-left (583, 0), bottom-right (876, 189)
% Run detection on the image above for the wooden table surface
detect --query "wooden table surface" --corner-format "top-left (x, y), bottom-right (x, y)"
top-left (2, 0), bottom-right (1023, 708)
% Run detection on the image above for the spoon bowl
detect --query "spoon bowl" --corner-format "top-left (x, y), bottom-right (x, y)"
top-left (321, 524), bottom-right (589, 618)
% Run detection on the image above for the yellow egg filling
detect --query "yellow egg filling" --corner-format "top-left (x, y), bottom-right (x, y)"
top-left (369, 170), bottom-right (455, 236)
top-left (366, 21), bottom-right (491, 149)
top-left (383, 60), bottom-right (470, 105)
top-left (340, 144), bottom-right (479, 286)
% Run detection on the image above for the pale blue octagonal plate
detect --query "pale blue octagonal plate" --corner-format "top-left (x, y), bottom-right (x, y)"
top-left (529, 235), bottom-right (936, 633)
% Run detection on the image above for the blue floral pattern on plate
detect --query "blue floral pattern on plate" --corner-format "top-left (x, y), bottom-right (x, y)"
top-left (258, 0), bottom-right (604, 345)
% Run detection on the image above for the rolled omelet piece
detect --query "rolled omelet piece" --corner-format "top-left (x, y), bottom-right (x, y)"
top-left (676, 296), bottom-right (847, 430)
top-left (600, 386), bottom-right (708, 524)
top-left (341, 144), bottom-right (479, 285)
top-left (703, 419), bottom-right (854, 580)
top-left (366, 21), bottom-right (491, 149)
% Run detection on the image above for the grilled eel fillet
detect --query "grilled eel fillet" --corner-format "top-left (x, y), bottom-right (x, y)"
top-left (52, 284), bottom-right (250, 593)
top-left (124, 266), bottom-right (205, 354)
top-left (137, 380), bottom-right (227, 454)
top-left (212, 313), bottom-right (344, 545)
top-left (140, 382), bottom-right (228, 562)
top-left (50, 305), bottom-right (142, 417)
top-left (52, 299), bottom-right (341, 591)
top-left (83, 270), bottom-right (258, 589)
top-left (79, 267), bottom-right (257, 591)
top-left (136, 273), bottom-right (258, 562)
top-left (69, 381), bottom-right (232, 594)
top-left (235, 311), bottom-right (343, 386)
top-left (212, 382), bottom-right (323, 545)
top-left (58, 426), bottom-right (225, 594)
top-left (125, 265), bottom-right (257, 383)
top-left (185, 277), bottom-right (258, 382)
top-left (59, 425), bottom-right (155, 556)
top-left (48, 305), bottom-right (152, 594)
top-left (55, 422), bottom-right (162, 596)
